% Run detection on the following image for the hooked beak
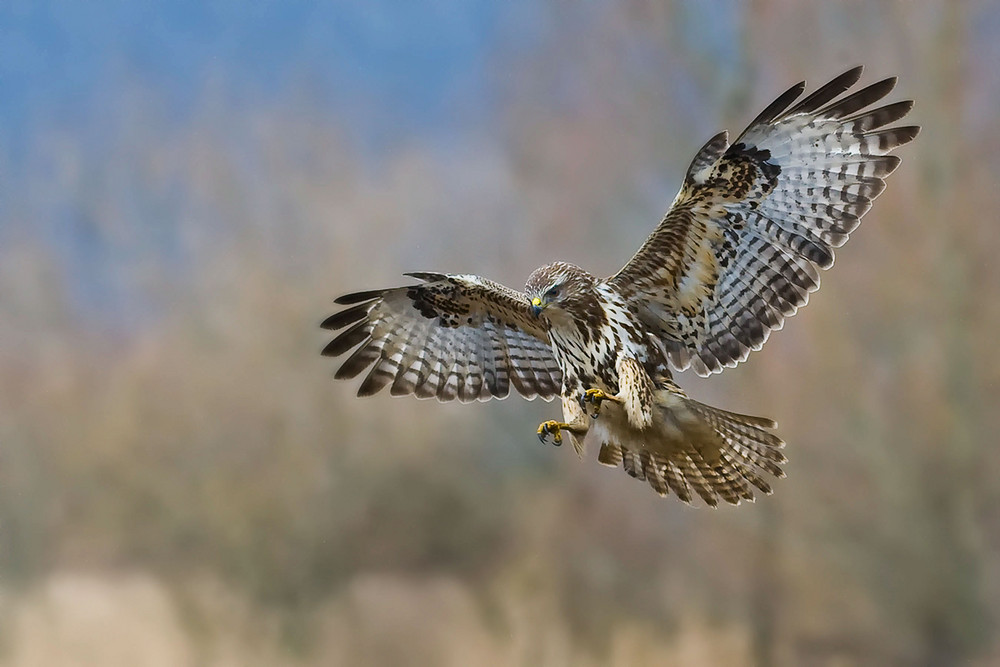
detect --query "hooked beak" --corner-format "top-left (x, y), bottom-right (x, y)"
top-left (530, 296), bottom-right (544, 317)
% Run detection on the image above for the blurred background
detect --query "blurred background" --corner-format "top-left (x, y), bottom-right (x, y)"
top-left (1, 1), bottom-right (998, 665)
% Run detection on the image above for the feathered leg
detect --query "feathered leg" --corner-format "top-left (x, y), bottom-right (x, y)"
top-left (580, 356), bottom-right (654, 429)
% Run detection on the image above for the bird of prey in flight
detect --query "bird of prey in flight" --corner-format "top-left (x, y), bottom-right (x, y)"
top-left (322, 66), bottom-right (918, 506)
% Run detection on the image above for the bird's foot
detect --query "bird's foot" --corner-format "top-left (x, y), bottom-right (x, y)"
top-left (579, 388), bottom-right (620, 418)
top-left (537, 420), bottom-right (571, 446)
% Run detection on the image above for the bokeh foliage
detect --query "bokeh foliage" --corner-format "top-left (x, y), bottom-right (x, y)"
top-left (1, 1), bottom-right (998, 665)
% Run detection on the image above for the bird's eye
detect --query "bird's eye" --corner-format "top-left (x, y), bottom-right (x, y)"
top-left (546, 285), bottom-right (560, 298)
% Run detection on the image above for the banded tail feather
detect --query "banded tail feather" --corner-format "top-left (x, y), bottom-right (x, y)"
top-left (596, 387), bottom-right (785, 506)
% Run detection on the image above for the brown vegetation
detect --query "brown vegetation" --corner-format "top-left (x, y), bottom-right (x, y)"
top-left (1, 2), bottom-right (998, 665)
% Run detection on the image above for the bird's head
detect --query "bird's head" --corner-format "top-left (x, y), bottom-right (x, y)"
top-left (524, 262), bottom-right (595, 320)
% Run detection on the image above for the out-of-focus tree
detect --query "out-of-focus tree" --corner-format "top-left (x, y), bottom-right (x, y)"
top-left (0, 1), bottom-right (998, 665)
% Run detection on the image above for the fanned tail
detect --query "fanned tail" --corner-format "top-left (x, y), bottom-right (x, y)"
top-left (598, 385), bottom-right (786, 507)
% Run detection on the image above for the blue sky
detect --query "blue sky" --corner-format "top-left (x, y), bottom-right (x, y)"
top-left (0, 1), bottom-right (748, 149)
top-left (0, 1), bottom-right (557, 326)
top-left (0, 0), bottom-right (523, 155)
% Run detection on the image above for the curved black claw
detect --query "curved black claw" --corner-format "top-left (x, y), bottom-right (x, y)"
top-left (536, 420), bottom-right (564, 446)
top-left (580, 388), bottom-right (608, 419)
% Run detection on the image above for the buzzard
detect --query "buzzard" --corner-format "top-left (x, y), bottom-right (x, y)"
top-left (322, 67), bottom-right (918, 506)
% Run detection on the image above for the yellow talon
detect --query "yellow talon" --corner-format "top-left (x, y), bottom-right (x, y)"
top-left (581, 388), bottom-right (611, 418)
top-left (537, 420), bottom-right (565, 446)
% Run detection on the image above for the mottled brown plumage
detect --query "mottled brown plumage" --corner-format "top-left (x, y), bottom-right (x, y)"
top-left (323, 67), bottom-right (918, 505)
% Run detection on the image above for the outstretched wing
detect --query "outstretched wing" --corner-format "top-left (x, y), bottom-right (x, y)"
top-left (610, 66), bottom-right (919, 376)
top-left (322, 273), bottom-right (562, 402)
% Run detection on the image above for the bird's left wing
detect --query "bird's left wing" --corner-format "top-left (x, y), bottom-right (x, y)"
top-left (322, 272), bottom-right (562, 402)
top-left (609, 67), bottom-right (918, 376)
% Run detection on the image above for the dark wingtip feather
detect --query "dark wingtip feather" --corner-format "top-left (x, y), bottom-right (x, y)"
top-left (820, 76), bottom-right (897, 118)
top-left (740, 81), bottom-right (807, 136)
top-left (334, 289), bottom-right (385, 305)
top-left (322, 320), bottom-right (369, 357)
top-left (846, 100), bottom-right (914, 132)
top-left (335, 342), bottom-right (377, 379)
top-left (890, 125), bottom-right (921, 146)
top-left (868, 125), bottom-right (920, 152)
top-left (358, 366), bottom-right (393, 397)
top-left (860, 155), bottom-right (902, 179)
top-left (389, 378), bottom-right (415, 397)
top-left (320, 302), bottom-right (371, 330)
top-left (788, 66), bottom-right (864, 115)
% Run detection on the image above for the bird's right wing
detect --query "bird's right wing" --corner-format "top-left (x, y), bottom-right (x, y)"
top-left (610, 67), bottom-right (918, 376)
top-left (322, 272), bottom-right (562, 402)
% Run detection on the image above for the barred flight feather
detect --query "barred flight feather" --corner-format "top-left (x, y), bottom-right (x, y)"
top-left (323, 274), bottom-right (561, 402)
top-left (612, 66), bottom-right (917, 376)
